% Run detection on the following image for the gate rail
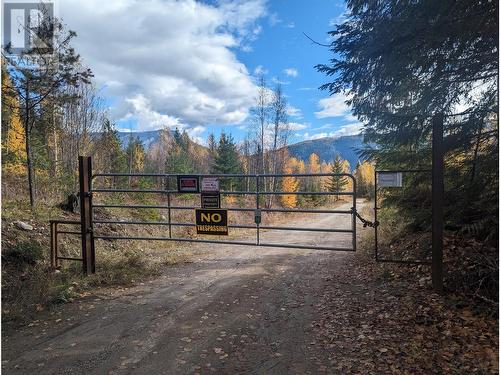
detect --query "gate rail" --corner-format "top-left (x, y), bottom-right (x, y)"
top-left (50, 219), bottom-right (82, 268)
top-left (56, 156), bottom-right (358, 274)
top-left (90, 171), bottom-right (357, 253)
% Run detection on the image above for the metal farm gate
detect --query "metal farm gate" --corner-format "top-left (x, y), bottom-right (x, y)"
top-left (51, 156), bottom-right (359, 274)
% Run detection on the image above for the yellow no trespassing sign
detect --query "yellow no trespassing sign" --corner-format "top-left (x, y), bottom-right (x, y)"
top-left (195, 209), bottom-right (228, 235)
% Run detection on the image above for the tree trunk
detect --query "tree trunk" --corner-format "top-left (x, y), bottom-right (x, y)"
top-left (470, 122), bottom-right (483, 184)
top-left (25, 120), bottom-right (35, 207)
top-left (24, 86), bottom-right (35, 207)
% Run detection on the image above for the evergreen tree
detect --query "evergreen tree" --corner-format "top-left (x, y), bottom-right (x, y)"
top-left (317, 0), bottom-right (498, 240)
top-left (2, 17), bottom-right (93, 206)
top-left (207, 132), bottom-right (217, 170)
top-left (212, 132), bottom-right (242, 190)
top-left (94, 119), bottom-right (127, 188)
top-left (166, 128), bottom-right (193, 173)
top-left (327, 155), bottom-right (348, 201)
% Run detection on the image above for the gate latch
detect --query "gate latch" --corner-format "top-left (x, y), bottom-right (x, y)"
top-left (352, 207), bottom-right (379, 228)
top-left (254, 209), bottom-right (262, 225)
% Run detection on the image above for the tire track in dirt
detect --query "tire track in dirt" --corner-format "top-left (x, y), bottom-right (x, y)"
top-left (2, 200), bottom-right (366, 375)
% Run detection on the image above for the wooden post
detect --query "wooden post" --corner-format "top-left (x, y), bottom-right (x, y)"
top-left (50, 221), bottom-right (58, 268)
top-left (79, 156), bottom-right (95, 274)
top-left (432, 113), bottom-right (444, 292)
top-left (374, 171), bottom-right (379, 261)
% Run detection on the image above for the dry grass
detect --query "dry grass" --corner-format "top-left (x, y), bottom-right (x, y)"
top-left (1, 198), bottom-right (203, 325)
top-left (2, 186), bottom-right (352, 325)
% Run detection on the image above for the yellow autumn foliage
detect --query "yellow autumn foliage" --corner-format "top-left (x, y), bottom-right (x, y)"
top-left (356, 161), bottom-right (375, 185)
top-left (341, 159), bottom-right (353, 193)
top-left (2, 70), bottom-right (26, 172)
top-left (308, 153), bottom-right (321, 173)
top-left (132, 144), bottom-right (145, 172)
top-left (281, 163), bottom-right (299, 208)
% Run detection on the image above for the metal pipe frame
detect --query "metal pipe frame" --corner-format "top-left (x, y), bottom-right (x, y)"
top-left (92, 203), bottom-right (351, 214)
top-left (93, 235), bottom-right (354, 252)
top-left (92, 219), bottom-right (353, 233)
top-left (91, 188), bottom-right (354, 196)
top-left (93, 172), bottom-right (355, 178)
top-left (90, 171), bottom-right (357, 252)
top-left (50, 220), bottom-right (83, 268)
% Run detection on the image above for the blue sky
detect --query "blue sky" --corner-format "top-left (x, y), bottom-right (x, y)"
top-left (228, 0), bottom-right (357, 143)
top-left (60, 0), bottom-right (360, 145)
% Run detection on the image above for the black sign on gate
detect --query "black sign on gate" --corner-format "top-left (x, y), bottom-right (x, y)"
top-left (195, 209), bottom-right (228, 235)
top-left (177, 175), bottom-right (199, 193)
top-left (201, 193), bottom-right (220, 209)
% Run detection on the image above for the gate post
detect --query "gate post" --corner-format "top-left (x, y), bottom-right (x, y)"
top-left (79, 156), bottom-right (95, 275)
top-left (50, 220), bottom-right (58, 268)
top-left (352, 175), bottom-right (357, 251)
top-left (432, 113), bottom-right (444, 292)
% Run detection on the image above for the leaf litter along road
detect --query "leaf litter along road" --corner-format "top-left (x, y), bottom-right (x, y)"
top-left (2, 200), bottom-right (497, 374)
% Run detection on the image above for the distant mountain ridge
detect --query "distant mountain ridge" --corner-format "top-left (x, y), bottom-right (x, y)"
top-left (117, 130), bottom-right (161, 149)
top-left (286, 135), bottom-right (366, 168)
top-left (116, 130), bottom-right (366, 169)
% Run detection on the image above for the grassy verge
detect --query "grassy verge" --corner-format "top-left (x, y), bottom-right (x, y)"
top-left (1, 200), bottom-right (201, 326)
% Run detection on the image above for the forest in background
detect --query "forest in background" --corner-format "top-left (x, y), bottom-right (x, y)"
top-left (1, 17), bottom-right (375, 211)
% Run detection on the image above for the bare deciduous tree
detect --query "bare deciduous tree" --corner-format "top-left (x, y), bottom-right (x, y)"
top-left (2, 15), bottom-right (92, 206)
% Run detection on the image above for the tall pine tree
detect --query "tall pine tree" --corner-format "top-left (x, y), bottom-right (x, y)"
top-left (212, 132), bottom-right (242, 190)
top-left (317, 0), bottom-right (498, 240)
top-left (327, 155), bottom-right (348, 201)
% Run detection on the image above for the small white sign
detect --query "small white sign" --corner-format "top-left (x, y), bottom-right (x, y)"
top-left (378, 172), bottom-right (403, 187)
top-left (201, 177), bottom-right (220, 192)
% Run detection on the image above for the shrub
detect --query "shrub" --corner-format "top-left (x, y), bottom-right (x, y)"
top-left (2, 241), bottom-right (44, 268)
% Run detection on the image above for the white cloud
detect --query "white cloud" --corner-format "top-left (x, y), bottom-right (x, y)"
top-left (254, 65), bottom-right (268, 75)
top-left (61, 0), bottom-right (268, 131)
top-left (288, 122), bottom-right (309, 131)
top-left (271, 77), bottom-right (290, 85)
top-left (301, 122), bottom-right (362, 140)
top-left (344, 113), bottom-right (358, 122)
top-left (241, 45), bottom-right (253, 52)
top-left (329, 13), bottom-right (348, 27)
top-left (303, 132), bottom-right (328, 140)
top-left (286, 105), bottom-right (302, 118)
top-left (329, 4), bottom-right (349, 27)
top-left (314, 93), bottom-right (351, 118)
top-left (329, 123), bottom-right (363, 138)
top-left (316, 123), bottom-right (333, 130)
top-left (186, 125), bottom-right (206, 145)
top-left (268, 12), bottom-right (281, 26)
top-left (283, 68), bottom-right (298, 77)
top-left (120, 94), bottom-right (185, 131)
top-left (285, 22), bottom-right (295, 28)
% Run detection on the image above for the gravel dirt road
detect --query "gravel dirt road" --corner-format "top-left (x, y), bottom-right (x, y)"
top-left (2, 200), bottom-right (368, 375)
